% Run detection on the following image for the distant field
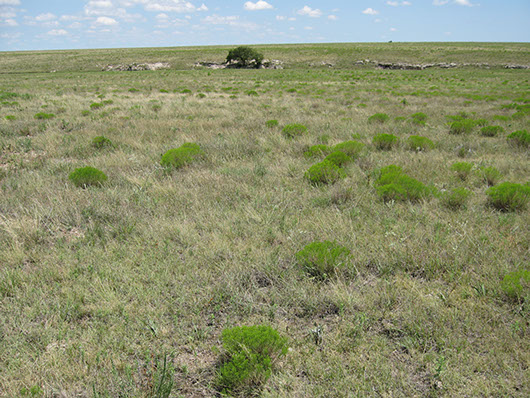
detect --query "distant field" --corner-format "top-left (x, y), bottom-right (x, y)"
top-left (0, 43), bottom-right (529, 397)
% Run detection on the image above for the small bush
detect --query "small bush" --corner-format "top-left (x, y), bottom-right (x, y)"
top-left (160, 143), bottom-right (204, 169)
top-left (507, 130), bottom-right (530, 148)
top-left (368, 113), bottom-right (390, 124)
top-left (303, 144), bottom-right (330, 158)
top-left (441, 187), bottom-right (472, 210)
top-left (501, 269), bottom-right (530, 302)
top-left (265, 119), bottom-right (279, 128)
top-left (226, 46), bottom-right (264, 68)
top-left (324, 151), bottom-right (352, 167)
top-left (332, 140), bottom-right (364, 158)
top-left (487, 182), bottom-right (530, 211)
top-left (296, 241), bottom-right (351, 280)
top-left (492, 115), bottom-right (509, 122)
top-left (480, 125), bottom-right (504, 137)
top-left (375, 165), bottom-right (431, 202)
top-left (474, 118), bottom-right (489, 127)
top-left (92, 136), bottom-right (113, 149)
top-left (34, 112), bottom-right (55, 120)
top-left (282, 123), bottom-right (307, 138)
top-left (450, 162), bottom-right (473, 181)
top-left (81, 110), bottom-right (90, 116)
top-left (480, 166), bottom-right (502, 186)
top-left (410, 112), bottom-right (427, 125)
top-left (304, 160), bottom-right (345, 185)
top-left (449, 119), bottom-right (475, 135)
top-left (246, 90), bottom-right (259, 97)
top-left (373, 133), bottom-right (399, 150)
top-left (406, 135), bottom-right (434, 151)
top-left (217, 325), bottom-right (287, 395)
top-left (69, 167), bottom-right (108, 188)
top-left (5, 115), bottom-right (16, 121)
top-left (90, 102), bottom-right (103, 110)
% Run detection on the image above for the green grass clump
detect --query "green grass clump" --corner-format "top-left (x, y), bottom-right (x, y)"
top-left (480, 166), bottom-right (502, 186)
top-left (282, 123), bottom-right (307, 138)
top-left (304, 160), bottom-right (345, 185)
top-left (486, 182), bottom-right (530, 211)
top-left (90, 102), bottom-right (103, 109)
top-left (406, 135), bottom-right (434, 151)
top-left (160, 143), bottom-right (204, 169)
top-left (373, 133), bottom-right (399, 150)
top-left (332, 140), bottom-right (364, 158)
top-left (368, 113), bottom-right (390, 124)
top-left (5, 115), bottom-right (16, 121)
top-left (303, 144), bottom-right (330, 158)
top-left (246, 90), bottom-right (259, 97)
top-left (324, 151), bottom-right (352, 167)
top-left (500, 269), bottom-right (530, 302)
top-left (69, 167), bottom-right (108, 188)
top-left (441, 187), bottom-right (472, 210)
top-left (296, 241), bottom-right (351, 280)
top-left (474, 118), bottom-right (489, 127)
top-left (410, 112), bottom-right (427, 125)
top-left (92, 136), bottom-right (113, 149)
top-left (450, 162), bottom-right (473, 181)
top-left (265, 119), bottom-right (279, 128)
top-left (375, 165), bottom-right (431, 202)
top-left (449, 119), bottom-right (475, 135)
top-left (34, 112), bottom-right (55, 120)
top-left (217, 325), bottom-right (288, 396)
top-left (480, 125), bottom-right (504, 137)
top-left (507, 130), bottom-right (530, 148)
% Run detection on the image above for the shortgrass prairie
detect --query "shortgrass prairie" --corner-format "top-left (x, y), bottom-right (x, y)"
top-left (0, 43), bottom-right (529, 397)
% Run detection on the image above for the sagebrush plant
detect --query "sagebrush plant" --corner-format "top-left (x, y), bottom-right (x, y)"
top-left (265, 119), bottom-right (279, 128)
top-left (480, 166), bottom-right (502, 186)
top-left (507, 129), bottom-right (530, 148)
top-left (332, 140), bottom-right (365, 158)
top-left (373, 133), bottom-right (399, 151)
top-left (324, 151), bottom-right (352, 167)
top-left (295, 241), bottom-right (351, 280)
top-left (500, 269), bottom-right (530, 302)
top-left (450, 162), bottom-right (473, 181)
top-left (441, 187), bottom-right (472, 210)
top-left (480, 125), bottom-right (504, 137)
top-left (69, 166), bottom-right (108, 188)
top-left (486, 182), bottom-right (530, 211)
top-left (449, 119), bottom-right (475, 135)
top-left (92, 136), bottom-right (113, 149)
top-left (375, 165), bottom-right (432, 202)
top-left (406, 135), bottom-right (434, 151)
top-left (410, 112), bottom-right (427, 126)
top-left (304, 160), bottom-right (345, 185)
top-left (368, 113), bottom-right (390, 124)
top-left (34, 112), bottom-right (55, 120)
top-left (282, 123), bottom-right (307, 138)
top-left (303, 144), bottom-right (330, 159)
top-left (160, 143), bottom-right (204, 169)
top-left (217, 325), bottom-right (288, 395)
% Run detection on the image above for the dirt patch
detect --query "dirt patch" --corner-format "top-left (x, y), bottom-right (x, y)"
top-left (194, 59), bottom-right (284, 70)
top-left (103, 62), bottom-right (170, 71)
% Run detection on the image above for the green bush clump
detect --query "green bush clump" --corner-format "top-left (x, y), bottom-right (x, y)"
top-left (332, 140), bottom-right (364, 158)
top-left (265, 119), bottom-right (279, 128)
top-left (373, 133), bottom-right (399, 150)
top-left (441, 187), bottom-right (472, 210)
top-left (246, 90), bottom-right (259, 97)
top-left (507, 130), bottom-right (530, 148)
top-left (5, 115), bottom-right (16, 121)
top-left (486, 182), bottom-right (530, 211)
top-left (282, 123), bottom-right (307, 138)
top-left (492, 115), bottom-right (509, 122)
top-left (34, 112), bottom-right (55, 120)
top-left (296, 241), bottom-right (351, 280)
top-left (69, 167), bottom-right (108, 188)
top-left (480, 125), bottom-right (504, 137)
top-left (368, 113), bottom-right (390, 124)
top-left (406, 135), bottom-right (434, 151)
top-left (410, 112), bottom-right (427, 125)
top-left (92, 136), bottom-right (113, 149)
top-left (480, 166), bottom-right (502, 186)
top-left (474, 118), bottom-right (489, 127)
top-left (500, 269), bottom-right (530, 302)
top-left (303, 144), bottom-right (330, 158)
top-left (160, 143), bottom-right (204, 169)
top-left (450, 162), bottom-right (473, 181)
top-left (375, 165), bottom-right (431, 202)
top-left (90, 102), bottom-right (103, 110)
top-left (304, 160), bottom-right (345, 185)
top-left (226, 46), bottom-right (264, 68)
top-left (449, 119), bottom-right (475, 135)
top-left (81, 110), bottom-right (90, 116)
top-left (217, 325), bottom-right (287, 395)
top-left (324, 151), bottom-right (352, 167)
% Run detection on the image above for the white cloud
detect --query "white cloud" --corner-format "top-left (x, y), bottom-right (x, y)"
top-left (362, 8), bottom-right (379, 15)
top-left (387, 1), bottom-right (412, 6)
top-left (197, 3), bottom-right (208, 11)
top-left (2, 18), bottom-right (17, 26)
top-left (35, 13), bottom-right (57, 22)
top-left (47, 29), bottom-right (68, 36)
top-left (328, 15), bottom-right (337, 20)
top-left (201, 14), bottom-right (258, 30)
top-left (454, 0), bottom-right (475, 6)
top-left (244, 1), bottom-right (273, 11)
top-left (304, 26), bottom-right (313, 30)
top-left (297, 6), bottom-right (322, 18)
top-left (68, 22), bottom-right (82, 29)
top-left (144, 1), bottom-right (198, 12)
top-left (390, 27), bottom-right (397, 31)
top-left (95, 16), bottom-right (118, 25)
top-left (0, 11), bottom-right (15, 18)
top-left (288, 17), bottom-right (296, 21)
top-left (276, 15), bottom-right (285, 20)
top-left (434, 0), bottom-right (476, 6)
top-left (0, 0), bottom-right (20, 5)
top-left (433, 1), bottom-right (449, 5)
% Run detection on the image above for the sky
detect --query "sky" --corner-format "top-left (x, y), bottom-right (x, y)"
top-left (0, 1), bottom-right (529, 51)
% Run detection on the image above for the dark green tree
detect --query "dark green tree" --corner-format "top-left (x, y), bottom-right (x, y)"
top-left (226, 46), bottom-right (264, 68)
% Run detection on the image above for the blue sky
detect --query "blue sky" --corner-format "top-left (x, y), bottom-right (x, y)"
top-left (1, 1), bottom-right (529, 51)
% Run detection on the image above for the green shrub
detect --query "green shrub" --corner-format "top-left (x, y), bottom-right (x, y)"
top-left (492, 115), bottom-right (509, 122)
top-left (410, 112), bottom-right (427, 125)
top-left (90, 102), bottom-right (103, 110)
top-left (450, 162), bottom-right (473, 181)
top-left (265, 119), bottom-right (279, 128)
top-left (5, 115), bottom-right (16, 121)
top-left (282, 123), bottom-right (307, 138)
top-left (92, 136), bottom-right (113, 149)
top-left (81, 110), bottom-right (90, 116)
top-left (34, 112), bottom-right (55, 120)
top-left (226, 46), bottom-right (264, 68)
top-left (441, 187), bottom-right (472, 210)
top-left (507, 130), bottom-right (530, 148)
top-left (69, 167), bottom-right (108, 188)
top-left (373, 133), bottom-right (399, 150)
top-left (128, 88), bottom-right (139, 93)
top-left (246, 90), bottom-right (259, 97)
top-left (406, 135), bottom-right (434, 151)
top-left (181, 89), bottom-right (192, 94)
top-left (332, 140), bottom-right (364, 158)
top-left (474, 118), bottom-right (489, 127)
top-left (296, 241), bottom-right (351, 280)
top-left (324, 151), bottom-right (352, 167)
top-left (480, 166), bottom-right (502, 186)
top-left (304, 160), bottom-right (345, 185)
top-left (375, 165), bottom-right (431, 202)
top-left (480, 125), bottom-right (504, 137)
top-left (303, 144), bottom-right (330, 159)
top-left (449, 119), bottom-right (475, 135)
top-left (160, 143), bottom-right (204, 169)
top-left (487, 182), bottom-right (530, 211)
top-left (500, 269), bottom-right (530, 302)
top-left (217, 325), bottom-right (287, 395)
top-left (368, 113), bottom-right (390, 124)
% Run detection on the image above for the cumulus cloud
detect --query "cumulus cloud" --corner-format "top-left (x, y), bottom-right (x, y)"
top-left (244, 1), bottom-right (273, 11)
top-left (328, 15), bottom-right (337, 20)
top-left (297, 6), bottom-right (322, 18)
top-left (454, 0), bottom-right (475, 6)
top-left (35, 13), bottom-right (57, 22)
top-left (202, 14), bottom-right (258, 30)
top-left (387, 1), bottom-right (412, 6)
top-left (47, 29), bottom-right (68, 36)
top-left (434, 0), bottom-right (476, 6)
top-left (362, 8), bottom-right (379, 15)
top-left (143, 1), bottom-right (198, 12)
top-left (1, 18), bottom-right (17, 26)
top-left (0, 0), bottom-right (20, 5)
top-left (95, 16), bottom-right (118, 25)
top-left (276, 15), bottom-right (285, 20)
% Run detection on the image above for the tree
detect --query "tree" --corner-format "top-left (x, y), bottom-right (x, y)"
top-left (226, 46), bottom-right (264, 68)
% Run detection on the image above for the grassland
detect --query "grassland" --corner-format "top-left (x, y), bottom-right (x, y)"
top-left (0, 43), bottom-right (529, 397)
